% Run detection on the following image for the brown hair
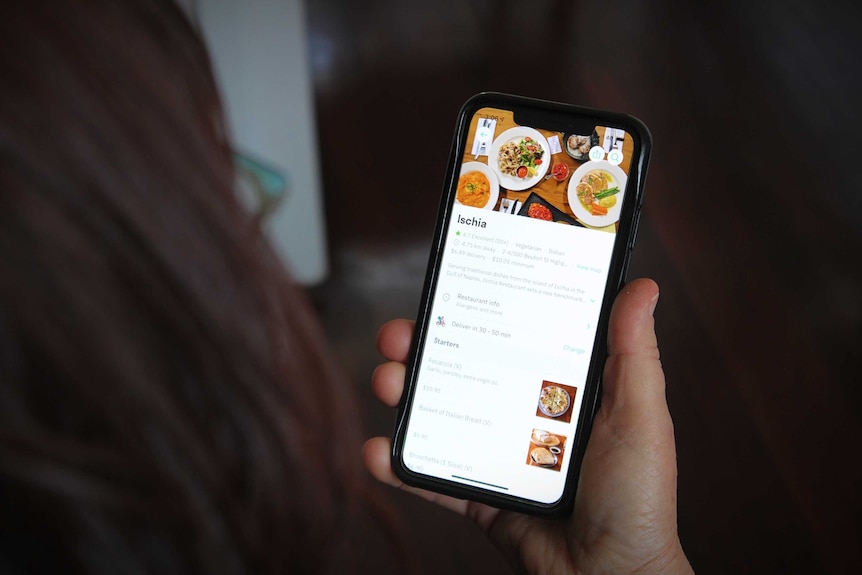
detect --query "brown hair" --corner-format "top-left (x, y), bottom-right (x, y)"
top-left (0, 1), bottom-right (380, 572)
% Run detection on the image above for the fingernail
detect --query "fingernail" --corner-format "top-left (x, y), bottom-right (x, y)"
top-left (649, 292), bottom-right (660, 316)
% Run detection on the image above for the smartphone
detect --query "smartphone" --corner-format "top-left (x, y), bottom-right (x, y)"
top-left (391, 93), bottom-right (651, 515)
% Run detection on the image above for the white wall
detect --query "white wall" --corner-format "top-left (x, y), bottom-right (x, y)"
top-left (187, 0), bottom-right (329, 284)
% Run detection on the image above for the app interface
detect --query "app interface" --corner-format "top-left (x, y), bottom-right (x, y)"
top-left (403, 107), bottom-right (636, 504)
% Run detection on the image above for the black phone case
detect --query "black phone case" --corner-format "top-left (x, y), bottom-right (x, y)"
top-left (391, 92), bottom-right (652, 516)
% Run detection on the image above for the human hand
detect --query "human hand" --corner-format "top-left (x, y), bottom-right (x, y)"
top-left (363, 278), bottom-right (694, 575)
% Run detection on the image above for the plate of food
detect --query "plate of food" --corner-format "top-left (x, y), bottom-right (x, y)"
top-left (489, 127), bottom-right (550, 191)
top-left (538, 385), bottom-right (571, 418)
top-left (517, 193), bottom-right (581, 226)
top-left (567, 160), bottom-right (627, 226)
top-left (530, 429), bottom-right (561, 448)
top-left (456, 162), bottom-right (499, 209)
top-left (530, 447), bottom-right (558, 467)
top-left (564, 130), bottom-right (599, 160)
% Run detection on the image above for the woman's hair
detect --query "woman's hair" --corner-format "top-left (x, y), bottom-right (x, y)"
top-left (0, 1), bottom-right (378, 572)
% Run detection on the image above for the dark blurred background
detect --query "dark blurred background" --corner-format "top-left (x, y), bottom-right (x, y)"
top-left (299, 0), bottom-right (862, 573)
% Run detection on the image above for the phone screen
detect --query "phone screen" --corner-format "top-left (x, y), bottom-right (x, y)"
top-left (398, 99), bottom-right (646, 509)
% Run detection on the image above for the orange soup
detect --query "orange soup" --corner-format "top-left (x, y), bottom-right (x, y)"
top-left (456, 171), bottom-right (491, 208)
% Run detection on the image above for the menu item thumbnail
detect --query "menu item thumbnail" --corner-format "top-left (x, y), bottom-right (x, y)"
top-left (539, 386), bottom-right (570, 417)
top-left (527, 429), bottom-right (567, 472)
top-left (536, 380), bottom-right (578, 423)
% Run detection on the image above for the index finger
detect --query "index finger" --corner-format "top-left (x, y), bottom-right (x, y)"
top-left (376, 319), bottom-right (415, 363)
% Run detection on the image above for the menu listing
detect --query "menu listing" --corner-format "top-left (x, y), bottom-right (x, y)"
top-left (401, 104), bottom-right (637, 505)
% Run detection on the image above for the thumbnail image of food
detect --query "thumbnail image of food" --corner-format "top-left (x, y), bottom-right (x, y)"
top-left (526, 429), bottom-right (567, 472)
top-left (535, 380), bottom-right (577, 423)
top-left (457, 170), bottom-right (491, 208)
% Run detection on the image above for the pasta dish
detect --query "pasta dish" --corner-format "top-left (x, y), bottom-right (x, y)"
top-left (498, 136), bottom-right (544, 179)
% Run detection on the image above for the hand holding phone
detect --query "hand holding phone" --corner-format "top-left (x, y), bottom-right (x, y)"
top-left (389, 93), bottom-right (652, 515)
top-left (364, 279), bottom-right (694, 575)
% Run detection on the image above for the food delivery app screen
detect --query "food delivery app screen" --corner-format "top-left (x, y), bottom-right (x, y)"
top-left (402, 107), bottom-right (635, 503)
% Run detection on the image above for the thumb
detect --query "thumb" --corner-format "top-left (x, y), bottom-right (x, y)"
top-left (571, 279), bottom-right (689, 574)
top-left (581, 277), bottom-right (677, 515)
top-left (588, 277), bottom-right (678, 534)
top-left (602, 278), bottom-right (666, 418)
